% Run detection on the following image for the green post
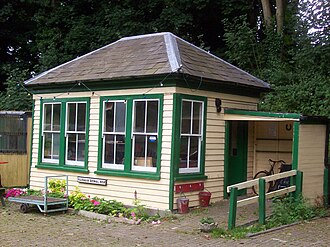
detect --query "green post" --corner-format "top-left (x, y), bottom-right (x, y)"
top-left (228, 187), bottom-right (238, 230)
top-left (258, 178), bottom-right (266, 225)
top-left (295, 170), bottom-right (303, 199)
top-left (324, 168), bottom-right (329, 207)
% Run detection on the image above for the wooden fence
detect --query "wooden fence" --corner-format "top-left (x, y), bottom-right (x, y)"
top-left (0, 112), bottom-right (32, 187)
top-left (226, 170), bottom-right (303, 229)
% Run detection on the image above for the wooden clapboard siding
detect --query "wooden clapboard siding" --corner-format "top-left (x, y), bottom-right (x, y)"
top-left (172, 88), bottom-right (258, 209)
top-left (247, 121), bottom-right (255, 180)
top-left (31, 89), bottom-right (173, 210)
top-left (254, 121), bottom-right (293, 174)
top-left (298, 124), bottom-right (326, 201)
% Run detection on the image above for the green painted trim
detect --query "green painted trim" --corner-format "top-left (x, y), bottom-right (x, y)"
top-left (172, 94), bottom-right (208, 179)
top-left (96, 94), bottom-right (163, 180)
top-left (223, 121), bottom-right (230, 199)
top-left (292, 122), bottom-right (300, 170)
top-left (295, 170), bottom-right (303, 199)
top-left (258, 178), bottom-right (266, 225)
top-left (324, 168), bottom-right (329, 207)
top-left (27, 74), bottom-right (267, 98)
top-left (37, 97), bottom-right (91, 172)
top-left (28, 100), bottom-right (35, 188)
top-left (35, 164), bottom-right (89, 173)
top-left (95, 170), bottom-right (160, 180)
top-left (169, 94), bottom-right (179, 211)
top-left (174, 175), bottom-right (208, 182)
top-left (224, 109), bottom-right (301, 119)
top-left (228, 187), bottom-right (238, 230)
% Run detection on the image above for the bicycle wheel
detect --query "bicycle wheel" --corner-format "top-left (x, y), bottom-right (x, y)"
top-left (252, 171), bottom-right (273, 195)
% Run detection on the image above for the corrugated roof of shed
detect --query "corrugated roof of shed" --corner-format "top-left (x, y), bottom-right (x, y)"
top-left (25, 32), bottom-right (270, 90)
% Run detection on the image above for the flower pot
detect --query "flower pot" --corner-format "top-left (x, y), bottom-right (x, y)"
top-left (199, 222), bottom-right (218, 232)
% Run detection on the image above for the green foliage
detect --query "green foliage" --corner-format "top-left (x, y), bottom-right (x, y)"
top-left (68, 187), bottom-right (127, 216)
top-left (0, 66), bottom-right (32, 111)
top-left (211, 195), bottom-right (328, 240)
top-left (199, 216), bottom-right (215, 224)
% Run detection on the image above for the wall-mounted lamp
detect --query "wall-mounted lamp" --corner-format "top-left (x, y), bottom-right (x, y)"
top-left (215, 98), bottom-right (222, 113)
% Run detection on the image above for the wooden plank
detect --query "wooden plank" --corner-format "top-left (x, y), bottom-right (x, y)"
top-left (227, 170), bottom-right (297, 193)
top-left (263, 170), bottom-right (296, 182)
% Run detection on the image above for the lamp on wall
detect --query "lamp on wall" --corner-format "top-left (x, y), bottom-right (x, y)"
top-left (215, 98), bottom-right (222, 113)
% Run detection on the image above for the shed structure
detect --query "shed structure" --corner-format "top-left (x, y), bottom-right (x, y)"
top-left (25, 32), bottom-right (329, 211)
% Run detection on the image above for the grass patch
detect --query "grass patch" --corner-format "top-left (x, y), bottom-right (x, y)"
top-left (209, 195), bottom-right (328, 240)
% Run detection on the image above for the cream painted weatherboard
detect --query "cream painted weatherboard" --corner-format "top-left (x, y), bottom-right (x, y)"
top-left (173, 87), bottom-right (258, 208)
top-left (298, 124), bottom-right (327, 202)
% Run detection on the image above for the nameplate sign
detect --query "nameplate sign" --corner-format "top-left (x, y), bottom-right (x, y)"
top-left (77, 176), bottom-right (107, 186)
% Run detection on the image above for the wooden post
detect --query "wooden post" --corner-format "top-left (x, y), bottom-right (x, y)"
top-left (295, 170), bottom-right (303, 199)
top-left (258, 178), bottom-right (266, 225)
top-left (228, 187), bottom-right (238, 230)
top-left (324, 168), bottom-right (329, 207)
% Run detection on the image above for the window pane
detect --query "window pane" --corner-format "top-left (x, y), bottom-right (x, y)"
top-left (134, 135), bottom-right (146, 166)
top-left (147, 136), bottom-right (157, 167)
top-left (104, 135), bottom-right (114, 164)
top-left (115, 102), bottom-right (126, 132)
top-left (105, 102), bottom-right (114, 132)
top-left (77, 134), bottom-right (85, 161)
top-left (192, 102), bottom-right (202, 134)
top-left (44, 133), bottom-right (52, 159)
top-left (77, 103), bottom-right (86, 131)
top-left (52, 133), bottom-right (60, 159)
top-left (53, 104), bottom-right (61, 131)
top-left (189, 137), bottom-right (199, 168)
top-left (44, 105), bottom-right (52, 131)
top-left (67, 134), bottom-right (76, 161)
top-left (179, 136), bottom-right (188, 168)
top-left (181, 101), bottom-right (191, 134)
top-left (134, 101), bottom-right (145, 132)
top-left (146, 101), bottom-right (158, 133)
top-left (115, 135), bottom-right (125, 164)
top-left (67, 103), bottom-right (76, 131)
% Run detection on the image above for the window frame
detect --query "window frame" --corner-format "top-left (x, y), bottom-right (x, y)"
top-left (37, 97), bottom-right (90, 173)
top-left (96, 94), bottom-right (163, 180)
top-left (101, 100), bottom-right (127, 170)
top-left (65, 101), bottom-right (87, 167)
top-left (171, 94), bottom-right (207, 181)
top-left (179, 99), bottom-right (204, 174)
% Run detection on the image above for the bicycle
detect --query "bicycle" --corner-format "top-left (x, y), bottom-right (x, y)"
top-left (252, 159), bottom-right (292, 195)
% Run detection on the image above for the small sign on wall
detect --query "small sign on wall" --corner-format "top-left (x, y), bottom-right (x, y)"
top-left (77, 176), bottom-right (107, 186)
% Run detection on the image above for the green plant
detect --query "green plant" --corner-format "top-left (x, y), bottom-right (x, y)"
top-left (200, 217), bottom-right (215, 224)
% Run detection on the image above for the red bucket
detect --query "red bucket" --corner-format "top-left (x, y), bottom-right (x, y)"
top-left (177, 197), bottom-right (189, 214)
top-left (199, 191), bottom-right (211, 207)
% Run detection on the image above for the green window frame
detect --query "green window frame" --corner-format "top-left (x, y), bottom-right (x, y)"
top-left (96, 94), bottom-right (163, 180)
top-left (171, 94), bottom-right (207, 181)
top-left (37, 97), bottom-right (90, 173)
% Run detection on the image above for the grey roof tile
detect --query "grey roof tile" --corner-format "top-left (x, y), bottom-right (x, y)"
top-left (25, 32), bottom-right (269, 90)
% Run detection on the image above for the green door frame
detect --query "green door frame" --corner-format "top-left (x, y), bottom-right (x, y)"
top-left (224, 120), bottom-right (248, 198)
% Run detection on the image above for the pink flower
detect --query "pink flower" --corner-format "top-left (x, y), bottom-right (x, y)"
top-left (93, 201), bottom-right (100, 206)
top-left (131, 212), bottom-right (136, 218)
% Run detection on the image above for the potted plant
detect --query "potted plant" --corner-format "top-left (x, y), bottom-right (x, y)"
top-left (199, 217), bottom-right (218, 232)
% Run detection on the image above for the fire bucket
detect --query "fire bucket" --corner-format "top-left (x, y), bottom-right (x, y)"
top-left (199, 190), bottom-right (211, 207)
top-left (177, 197), bottom-right (189, 214)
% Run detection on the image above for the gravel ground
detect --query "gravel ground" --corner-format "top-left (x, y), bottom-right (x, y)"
top-left (1, 200), bottom-right (330, 247)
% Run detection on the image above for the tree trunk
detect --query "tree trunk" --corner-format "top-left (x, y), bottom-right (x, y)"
top-left (261, 0), bottom-right (272, 28)
top-left (276, 0), bottom-right (285, 34)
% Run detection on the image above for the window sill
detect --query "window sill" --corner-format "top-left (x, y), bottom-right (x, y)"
top-left (174, 174), bottom-right (208, 182)
top-left (36, 164), bottom-right (89, 173)
top-left (95, 169), bottom-right (160, 180)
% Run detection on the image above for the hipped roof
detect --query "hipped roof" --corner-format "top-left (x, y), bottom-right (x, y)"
top-left (25, 32), bottom-right (270, 90)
